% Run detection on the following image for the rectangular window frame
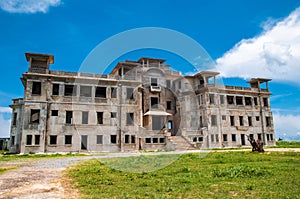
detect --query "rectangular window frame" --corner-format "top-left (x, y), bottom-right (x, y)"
top-left (82, 111), bottom-right (89, 124)
top-left (80, 85), bottom-right (92, 97)
top-left (49, 135), bottom-right (57, 145)
top-left (65, 135), bottom-right (72, 145)
top-left (64, 84), bottom-right (77, 96)
top-left (95, 86), bottom-right (107, 98)
top-left (32, 81), bottom-right (41, 95)
top-left (52, 84), bottom-right (59, 95)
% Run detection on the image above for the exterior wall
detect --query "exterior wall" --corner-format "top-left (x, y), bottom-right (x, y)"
top-left (9, 54), bottom-right (276, 153)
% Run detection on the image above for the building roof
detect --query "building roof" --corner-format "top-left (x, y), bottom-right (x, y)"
top-left (25, 52), bottom-right (54, 64)
top-left (137, 57), bottom-right (166, 63)
top-left (248, 78), bottom-right (272, 84)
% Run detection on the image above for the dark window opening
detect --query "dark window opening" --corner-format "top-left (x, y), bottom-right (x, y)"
top-left (66, 111), bottom-right (73, 124)
top-left (227, 96), bottom-right (234, 105)
top-left (236, 96), bottom-right (243, 105)
top-left (52, 84), bottom-right (59, 95)
top-left (167, 101), bottom-right (172, 110)
top-left (223, 134), bottom-right (228, 142)
top-left (159, 138), bottom-right (165, 143)
top-left (145, 138), bottom-right (151, 143)
top-left (111, 112), bottom-right (116, 118)
top-left (198, 137), bottom-right (203, 142)
top-left (193, 137), bottom-right (197, 142)
top-left (82, 111), bottom-right (88, 124)
top-left (12, 113), bottom-right (17, 126)
top-left (258, 133), bottom-right (262, 140)
top-left (249, 134), bottom-right (254, 140)
top-left (97, 112), bottom-right (103, 124)
top-left (211, 134), bottom-right (214, 142)
top-left (95, 87), bottom-right (106, 98)
top-left (245, 97), bottom-right (252, 106)
top-left (222, 115), bottom-right (226, 120)
top-left (126, 88), bottom-right (134, 100)
top-left (51, 110), bottom-right (58, 116)
top-left (263, 98), bottom-right (269, 107)
top-left (254, 97), bottom-right (258, 105)
top-left (111, 87), bottom-right (117, 98)
top-left (270, 134), bottom-right (274, 141)
top-left (32, 82), bottom-right (41, 95)
top-left (65, 135), bottom-right (72, 144)
top-left (266, 116), bottom-right (271, 127)
top-left (267, 134), bottom-right (270, 141)
top-left (232, 134), bottom-right (236, 142)
top-left (64, 85), bottom-right (77, 96)
top-left (30, 109), bottom-right (40, 124)
top-left (211, 115), bottom-right (217, 126)
top-left (35, 135), bottom-right (40, 145)
top-left (230, 116), bottom-right (235, 126)
top-left (200, 116), bottom-right (203, 127)
top-left (131, 135), bottom-right (136, 144)
top-left (178, 81), bottom-right (182, 89)
top-left (125, 135), bottom-right (130, 144)
top-left (126, 113), bottom-right (134, 125)
top-left (11, 136), bottom-right (15, 145)
top-left (256, 116), bottom-right (260, 121)
top-left (26, 135), bottom-right (32, 145)
top-left (96, 135), bottom-right (103, 144)
top-left (111, 135), bottom-right (117, 144)
top-left (153, 138), bottom-right (158, 143)
top-left (81, 135), bottom-right (87, 150)
top-left (151, 97), bottom-right (159, 108)
top-left (220, 95), bottom-right (225, 104)
top-left (209, 94), bottom-right (215, 104)
top-left (239, 116), bottom-right (244, 126)
top-left (80, 86), bottom-right (92, 97)
top-left (248, 116), bottom-right (252, 126)
top-left (151, 78), bottom-right (158, 86)
top-left (50, 135), bottom-right (57, 145)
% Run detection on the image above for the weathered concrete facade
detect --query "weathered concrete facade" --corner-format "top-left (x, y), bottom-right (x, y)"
top-left (9, 53), bottom-right (275, 153)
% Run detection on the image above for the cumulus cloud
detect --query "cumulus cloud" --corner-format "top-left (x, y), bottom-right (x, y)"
top-left (0, 114), bottom-right (10, 138)
top-left (0, 0), bottom-right (61, 14)
top-left (0, 107), bottom-right (11, 138)
top-left (0, 107), bottom-right (11, 113)
top-left (216, 7), bottom-right (300, 84)
top-left (273, 113), bottom-right (300, 140)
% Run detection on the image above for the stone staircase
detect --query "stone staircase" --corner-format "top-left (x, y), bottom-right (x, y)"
top-left (167, 136), bottom-right (196, 151)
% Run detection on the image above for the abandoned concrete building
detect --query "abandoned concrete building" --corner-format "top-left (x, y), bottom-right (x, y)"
top-left (9, 52), bottom-right (275, 153)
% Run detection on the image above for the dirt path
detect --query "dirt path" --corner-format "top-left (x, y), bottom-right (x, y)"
top-left (0, 148), bottom-right (299, 199)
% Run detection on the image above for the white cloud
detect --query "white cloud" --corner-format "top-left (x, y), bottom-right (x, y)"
top-left (0, 106), bottom-right (11, 113)
top-left (273, 113), bottom-right (300, 140)
top-left (0, 114), bottom-right (10, 138)
top-left (216, 7), bottom-right (300, 84)
top-left (0, 0), bottom-right (61, 14)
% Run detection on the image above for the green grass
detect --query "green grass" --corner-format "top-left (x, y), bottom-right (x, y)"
top-left (67, 152), bottom-right (300, 199)
top-left (268, 140), bottom-right (300, 148)
top-left (0, 153), bottom-right (86, 162)
top-left (0, 168), bottom-right (13, 174)
top-left (0, 150), bottom-right (8, 155)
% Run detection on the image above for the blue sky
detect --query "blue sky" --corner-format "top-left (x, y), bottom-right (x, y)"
top-left (0, 0), bottom-right (300, 139)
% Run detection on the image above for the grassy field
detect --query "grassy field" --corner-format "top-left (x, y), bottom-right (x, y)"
top-left (67, 152), bottom-right (300, 199)
top-left (269, 140), bottom-right (300, 148)
top-left (0, 153), bottom-right (86, 162)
